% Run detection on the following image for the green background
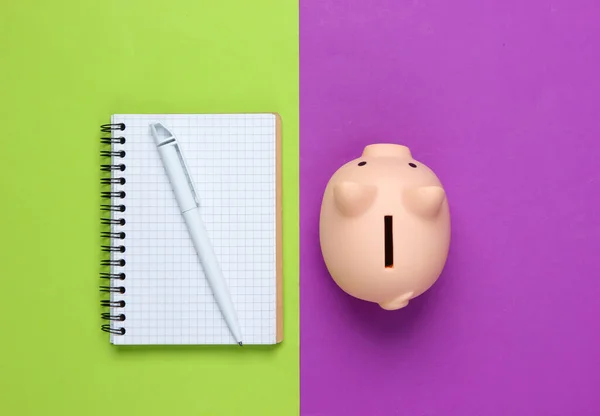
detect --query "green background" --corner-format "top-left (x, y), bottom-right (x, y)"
top-left (0, 1), bottom-right (299, 415)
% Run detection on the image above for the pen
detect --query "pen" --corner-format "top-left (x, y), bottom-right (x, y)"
top-left (150, 122), bottom-right (243, 346)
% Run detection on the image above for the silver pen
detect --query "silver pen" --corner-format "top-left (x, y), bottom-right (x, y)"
top-left (150, 122), bottom-right (243, 345)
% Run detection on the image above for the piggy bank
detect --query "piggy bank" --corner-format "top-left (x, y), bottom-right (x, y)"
top-left (319, 143), bottom-right (451, 310)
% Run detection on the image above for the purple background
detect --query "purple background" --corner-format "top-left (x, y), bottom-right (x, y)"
top-left (300, 1), bottom-right (600, 415)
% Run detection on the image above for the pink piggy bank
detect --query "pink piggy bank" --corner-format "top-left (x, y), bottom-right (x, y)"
top-left (319, 144), bottom-right (451, 310)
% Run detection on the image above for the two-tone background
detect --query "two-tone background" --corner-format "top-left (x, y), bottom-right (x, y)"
top-left (2, 1), bottom-right (599, 415)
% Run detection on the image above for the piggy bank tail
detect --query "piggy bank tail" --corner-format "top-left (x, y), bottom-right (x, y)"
top-left (378, 292), bottom-right (415, 310)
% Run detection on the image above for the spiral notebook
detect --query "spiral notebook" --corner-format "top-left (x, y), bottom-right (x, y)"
top-left (99, 113), bottom-right (283, 345)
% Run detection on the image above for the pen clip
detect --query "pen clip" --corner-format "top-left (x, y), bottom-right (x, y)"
top-left (150, 122), bottom-right (201, 210)
top-left (150, 122), bottom-right (176, 147)
top-left (173, 141), bottom-right (200, 209)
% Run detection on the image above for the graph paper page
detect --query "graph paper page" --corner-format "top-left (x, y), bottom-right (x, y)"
top-left (106, 114), bottom-right (278, 345)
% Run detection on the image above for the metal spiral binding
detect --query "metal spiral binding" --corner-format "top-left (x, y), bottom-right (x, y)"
top-left (101, 218), bottom-right (126, 226)
top-left (100, 122), bottom-right (127, 336)
top-left (101, 177), bottom-right (126, 185)
top-left (100, 163), bottom-right (126, 172)
top-left (100, 272), bottom-right (126, 280)
top-left (100, 286), bottom-right (126, 294)
top-left (101, 312), bottom-right (126, 321)
top-left (101, 299), bottom-right (126, 308)
top-left (101, 122), bottom-right (125, 133)
top-left (101, 191), bottom-right (126, 199)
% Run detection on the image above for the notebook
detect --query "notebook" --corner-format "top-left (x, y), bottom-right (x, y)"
top-left (99, 113), bottom-right (283, 345)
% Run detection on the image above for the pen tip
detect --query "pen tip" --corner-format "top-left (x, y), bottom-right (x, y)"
top-left (238, 342), bottom-right (243, 346)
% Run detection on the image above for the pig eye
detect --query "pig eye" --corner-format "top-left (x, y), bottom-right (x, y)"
top-left (408, 163), bottom-right (417, 168)
top-left (358, 161), bottom-right (367, 166)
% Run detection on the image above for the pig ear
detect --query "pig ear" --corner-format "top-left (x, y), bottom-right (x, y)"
top-left (333, 181), bottom-right (377, 217)
top-left (403, 186), bottom-right (446, 218)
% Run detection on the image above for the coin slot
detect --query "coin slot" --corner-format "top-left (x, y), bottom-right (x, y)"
top-left (384, 215), bottom-right (393, 268)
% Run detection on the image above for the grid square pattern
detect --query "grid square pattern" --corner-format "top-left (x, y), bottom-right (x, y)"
top-left (106, 114), bottom-right (277, 345)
